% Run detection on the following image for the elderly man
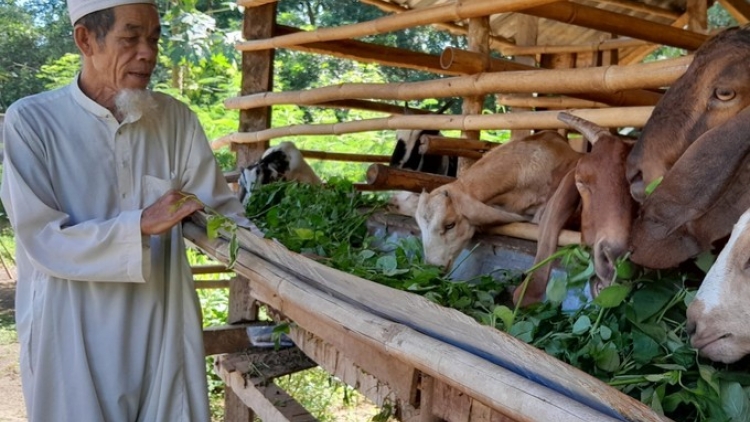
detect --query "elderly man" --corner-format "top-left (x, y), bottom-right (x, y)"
top-left (0, 0), bottom-right (251, 420)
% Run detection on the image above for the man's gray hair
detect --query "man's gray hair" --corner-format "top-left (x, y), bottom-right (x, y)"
top-left (75, 8), bottom-right (116, 43)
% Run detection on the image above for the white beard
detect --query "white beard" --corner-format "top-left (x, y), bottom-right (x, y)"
top-left (114, 89), bottom-right (158, 124)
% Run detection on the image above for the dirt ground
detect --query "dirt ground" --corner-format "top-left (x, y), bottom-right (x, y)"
top-left (0, 268), bottom-right (26, 422)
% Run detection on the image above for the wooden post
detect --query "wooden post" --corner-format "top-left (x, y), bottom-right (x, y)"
top-left (225, 5), bottom-right (276, 421)
top-left (509, 15), bottom-right (538, 142)
top-left (459, 16), bottom-right (490, 175)
top-left (687, 0), bottom-right (708, 33)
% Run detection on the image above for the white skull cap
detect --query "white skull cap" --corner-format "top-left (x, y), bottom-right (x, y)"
top-left (68, 0), bottom-right (156, 25)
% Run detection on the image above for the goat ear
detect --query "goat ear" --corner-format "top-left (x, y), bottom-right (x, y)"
top-left (640, 105), bottom-right (750, 230)
top-left (631, 106), bottom-right (750, 266)
top-left (449, 189), bottom-right (527, 226)
top-left (516, 169), bottom-right (580, 307)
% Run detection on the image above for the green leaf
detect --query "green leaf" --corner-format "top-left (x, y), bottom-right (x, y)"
top-left (293, 227), bottom-right (316, 240)
top-left (493, 305), bottom-right (515, 330)
top-left (645, 176), bottom-right (663, 196)
top-left (206, 215), bottom-right (224, 239)
top-left (615, 258), bottom-right (637, 280)
top-left (599, 325), bottom-right (612, 341)
top-left (509, 321), bottom-right (535, 343)
top-left (595, 343), bottom-right (621, 372)
top-left (694, 250), bottom-right (717, 274)
top-left (721, 382), bottom-right (750, 420)
top-left (631, 284), bottom-right (674, 322)
top-left (546, 274), bottom-right (568, 304)
top-left (594, 284), bottom-right (632, 308)
top-left (572, 315), bottom-right (592, 335)
top-left (632, 330), bottom-right (661, 364)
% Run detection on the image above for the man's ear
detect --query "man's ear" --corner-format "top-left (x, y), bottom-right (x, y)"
top-left (73, 25), bottom-right (96, 57)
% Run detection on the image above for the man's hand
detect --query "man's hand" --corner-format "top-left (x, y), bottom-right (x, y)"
top-left (141, 190), bottom-right (204, 235)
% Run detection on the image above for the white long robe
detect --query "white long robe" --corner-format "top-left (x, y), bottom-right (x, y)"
top-left (1, 78), bottom-right (249, 422)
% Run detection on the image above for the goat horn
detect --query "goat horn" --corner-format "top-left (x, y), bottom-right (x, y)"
top-left (557, 111), bottom-right (610, 143)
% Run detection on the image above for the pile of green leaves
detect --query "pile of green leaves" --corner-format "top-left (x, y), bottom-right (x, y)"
top-left (244, 180), bottom-right (750, 422)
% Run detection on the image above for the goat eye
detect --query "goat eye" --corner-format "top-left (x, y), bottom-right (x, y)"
top-left (444, 222), bottom-right (455, 230)
top-left (715, 88), bottom-right (736, 101)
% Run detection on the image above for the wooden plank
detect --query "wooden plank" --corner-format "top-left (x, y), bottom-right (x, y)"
top-left (194, 279), bottom-right (230, 289)
top-left (229, 276), bottom-right (257, 324)
top-left (299, 150), bottom-right (390, 163)
top-left (216, 347), bottom-right (316, 382)
top-left (203, 324), bottom-right (253, 356)
top-left (184, 220), bottom-right (670, 422)
top-left (191, 264), bottom-right (232, 274)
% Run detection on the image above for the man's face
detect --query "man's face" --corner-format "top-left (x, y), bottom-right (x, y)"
top-left (89, 4), bottom-right (161, 91)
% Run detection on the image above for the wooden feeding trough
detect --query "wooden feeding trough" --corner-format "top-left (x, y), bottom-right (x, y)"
top-left (194, 0), bottom-right (749, 420)
top-left (187, 215), bottom-right (670, 422)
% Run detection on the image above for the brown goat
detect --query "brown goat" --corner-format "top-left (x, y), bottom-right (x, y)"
top-left (415, 131), bottom-right (582, 270)
top-left (516, 113), bottom-right (636, 306)
top-left (625, 26), bottom-right (750, 268)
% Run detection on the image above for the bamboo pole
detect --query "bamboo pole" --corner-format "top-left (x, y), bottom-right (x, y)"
top-left (501, 38), bottom-right (650, 56)
top-left (223, 55), bottom-right (691, 112)
top-left (300, 150), bottom-right (391, 163)
top-left (520, 2), bottom-right (708, 51)
top-left (212, 107), bottom-right (654, 148)
top-left (439, 47), bottom-right (661, 107)
top-left (311, 99), bottom-right (431, 115)
top-left (331, 0), bottom-right (518, 51)
top-left (485, 222), bottom-right (581, 246)
top-left (235, 0), bottom-right (562, 52)
top-left (496, 94), bottom-right (609, 109)
top-left (687, 0), bottom-right (708, 33)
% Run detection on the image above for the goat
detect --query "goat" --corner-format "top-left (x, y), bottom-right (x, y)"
top-left (415, 131), bottom-right (583, 270)
top-left (238, 141), bottom-right (322, 205)
top-left (625, 26), bottom-right (750, 269)
top-left (516, 113), bottom-right (636, 306)
top-left (686, 208), bottom-right (750, 363)
top-left (389, 102), bottom-right (457, 177)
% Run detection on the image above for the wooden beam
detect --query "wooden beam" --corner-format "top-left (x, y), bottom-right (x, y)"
top-left (619, 13), bottom-right (690, 65)
top-left (235, 0), bottom-right (562, 52)
top-left (194, 279), bottom-right (230, 289)
top-left (203, 324), bottom-right (252, 356)
top-left (593, 0), bottom-right (682, 19)
top-left (520, 2), bottom-right (708, 51)
top-left (366, 164), bottom-right (456, 192)
top-left (502, 38), bottom-right (649, 56)
top-left (276, 25), bottom-right (467, 76)
top-left (719, 0), bottom-right (750, 24)
top-left (236, 0), bottom-right (277, 7)
top-left (311, 99), bottom-right (432, 115)
top-left (213, 106), bottom-right (655, 147)
top-left (440, 47), bottom-right (534, 74)
top-left (191, 264), bottom-right (232, 275)
top-left (223, 56), bottom-right (690, 112)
